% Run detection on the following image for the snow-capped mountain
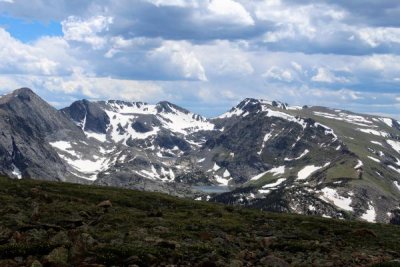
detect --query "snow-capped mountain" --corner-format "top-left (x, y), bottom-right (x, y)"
top-left (0, 88), bottom-right (399, 224)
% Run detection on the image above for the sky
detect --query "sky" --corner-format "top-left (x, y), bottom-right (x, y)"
top-left (0, 0), bottom-right (400, 118)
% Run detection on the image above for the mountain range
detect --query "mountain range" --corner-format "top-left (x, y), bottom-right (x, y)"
top-left (1, 88), bottom-right (399, 224)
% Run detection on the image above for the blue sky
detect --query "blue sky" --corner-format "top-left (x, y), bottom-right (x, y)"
top-left (0, 0), bottom-right (399, 118)
top-left (0, 16), bottom-right (62, 42)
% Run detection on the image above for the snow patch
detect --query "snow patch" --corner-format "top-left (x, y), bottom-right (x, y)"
top-left (357, 128), bottom-right (389, 137)
top-left (267, 166), bottom-right (285, 176)
top-left (258, 189), bottom-right (271, 194)
top-left (388, 165), bottom-right (400, 174)
top-left (261, 178), bottom-right (286, 188)
top-left (319, 188), bottom-right (353, 211)
top-left (212, 163), bottom-right (221, 171)
top-left (85, 131), bottom-right (107, 142)
top-left (223, 169), bottom-right (231, 178)
top-left (59, 154), bottom-right (111, 181)
top-left (380, 118), bottom-right (393, 127)
top-left (250, 171), bottom-right (268, 181)
top-left (394, 181), bottom-right (400, 191)
top-left (297, 163), bottom-right (330, 180)
top-left (368, 156), bottom-right (380, 163)
top-left (285, 149), bottom-right (309, 161)
top-left (49, 141), bottom-right (72, 151)
top-left (387, 140), bottom-right (400, 155)
top-left (286, 106), bottom-right (302, 110)
top-left (264, 108), bottom-right (307, 129)
top-left (371, 141), bottom-right (383, 146)
top-left (215, 175), bottom-right (231, 186)
top-left (361, 202), bottom-right (376, 223)
top-left (354, 160), bottom-right (363, 170)
top-left (314, 123), bottom-right (338, 141)
top-left (258, 132), bottom-right (273, 155)
top-left (313, 111), bottom-right (373, 127)
top-left (11, 164), bottom-right (22, 179)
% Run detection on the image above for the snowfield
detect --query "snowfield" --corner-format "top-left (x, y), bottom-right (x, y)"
top-left (267, 166), bottom-right (286, 176)
top-left (313, 111), bottom-right (373, 127)
top-left (357, 128), bottom-right (389, 137)
top-left (319, 188), bottom-right (353, 211)
top-left (297, 163), bottom-right (329, 180)
top-left (387, 140), bottom-right (400, 155)
top-left (361, 202), bottom-right (376, 223)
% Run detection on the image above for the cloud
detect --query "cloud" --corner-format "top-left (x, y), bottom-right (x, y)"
top-left (144, 41), bottom-right (206, 81)
top-left (0, 28), bottom-right (64, 76)
top-left (0, 0), bottom-right (400, 119)
top-left (357, 27), bottom-right (400, 47)
top-left (146, 0), bottom-right (198, 8)
top-left (62, 15), bottom-right (113, 49)
top-left (311, 67), bottom-right (350, 83)
top-left (263, 67), bottom-right (293, 82)
top-left (207, 0), bottom-right (254, 26)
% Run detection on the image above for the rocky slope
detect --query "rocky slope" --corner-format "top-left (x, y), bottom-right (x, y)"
top-left (0, 88), bottom-right (399, 224)
top-left (0, 176), bottom-right (399, 266)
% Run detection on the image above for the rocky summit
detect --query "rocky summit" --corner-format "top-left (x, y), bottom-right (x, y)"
top-left (0, 88), bottom-right (400, 224)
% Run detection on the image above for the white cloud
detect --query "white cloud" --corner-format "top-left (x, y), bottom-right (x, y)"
top-left (61, 15), bottom-right (113, 49)
top-left (358, 27), bottom-right (400, 47)
top-left (208, 0), bottom-right (254, 26)
top-left (146, 0), bottom-right (198, 7)
top-left (148, 41), bottom-right (207, 81)
top-left (190, 40), bottom-right (254, 78)
top-left (263, 66), bottom-right (293, 82)
top-left (311, 67), bottom-right (349, 83)
top-left (0, 28), bottom-right (63, 76)
top-left (0, 0), bottom-right (400, 119)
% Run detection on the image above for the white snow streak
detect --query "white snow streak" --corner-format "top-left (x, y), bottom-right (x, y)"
top-left (297, 163), bottom-right (329, 180)
top-left (354, 160), bottom-right (363, 169)
top-left (380, 118), bottom-right (393, 128)
top-left (368, 156), bottom-right (380, 163)
top-left (319, 188), bottom-right (353, 211)
top-left (285, 149), bottom-right (309, 161)
top-left (11, 164), bottom-right (22, 179)
top-left (360, 202), bottom-right (376, 223)
top-left (261, 178), bottom-right (286, 188)
top-left (357, 128), bottom-right (389, 137)
top-left (387, 140), bottom-right (400, 155)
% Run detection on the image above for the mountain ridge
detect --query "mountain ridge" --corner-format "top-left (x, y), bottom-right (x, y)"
top-left (0, 88), bottom-right (399, 224)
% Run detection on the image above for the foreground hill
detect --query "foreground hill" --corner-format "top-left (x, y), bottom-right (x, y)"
top-left (0, 88), bottom-right (400, 224)
top-left (0, 176), bottom-right (399, 266)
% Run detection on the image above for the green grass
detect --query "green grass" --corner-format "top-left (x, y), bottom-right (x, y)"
top-left (325, 156), bottom-right (360, 182)
top-left (0, 176), bottom-right (399, 266)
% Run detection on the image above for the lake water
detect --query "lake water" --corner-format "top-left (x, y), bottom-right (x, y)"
top-left (192, 186), bottom-right (231, 193)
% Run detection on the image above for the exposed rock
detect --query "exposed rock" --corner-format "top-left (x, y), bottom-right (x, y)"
top-left (45, 247), bottom-right (69, 265)
top-left (30, 260), bottom-right (43, 267)
top-left (259, 255), bottom-right (290, 267)
top-left (352, 228), bottom-right (377, 238)
top-left (97, 200), bottom-right (112, 208)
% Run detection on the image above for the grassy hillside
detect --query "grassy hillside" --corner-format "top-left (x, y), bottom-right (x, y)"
top-left (0, 176), bottom-right (399, 266)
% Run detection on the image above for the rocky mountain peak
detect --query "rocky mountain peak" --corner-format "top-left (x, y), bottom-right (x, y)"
top-left (61, 99), bottom-right (110, 133)
top-left (0, 87), bottom-right (38, 105)
top-left (156, 101), bottom-right (190, 115)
